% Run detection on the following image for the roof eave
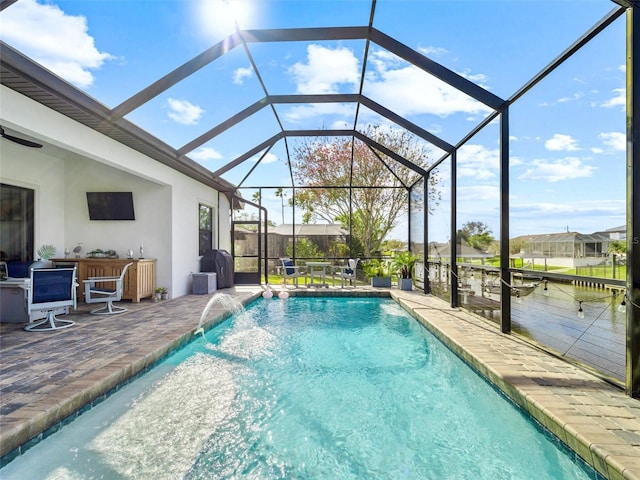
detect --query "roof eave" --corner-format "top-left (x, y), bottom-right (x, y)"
top-left (0, 41), bottom-right (237, 197)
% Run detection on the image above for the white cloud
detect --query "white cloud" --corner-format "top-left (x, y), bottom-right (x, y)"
top-left (283, 102), bottom-right (355, 125)
top-left (539, 91), bottom-right (584, 108)
top-left (601, 88), bottom-right (625, 109)
top-left (458, 167), bottom-right (495, 180)
top-left (0, 0), bottom-right (113, 88)
top-left (457, 185), bottom-right (500, 202)
top-left (459, 70), bottom-right (489, 87)
top-left (368, 49), bottom-right (404, 70)
top-left (330, 120), bottom-right (351, 129)
top-left (253, 152), bottom-right (278, 164)
top-left (511, 199), bottom-right (625, 221)
top-left (418, 46), bottom-right (449, 57)
top-left (557, 92), bottom-right (584, 103)
top-left (510, 156), bottom-right (524, 167)
top-left (457, 144), bottom-right (499, 179)
top-left (233, 67), bottom-right (253, 85)
top-left (167, 98), bottom-right (204, 125)
top-left (518, 157), bottom-right (596, 182)
top-left (363, 50), bottom-right (492, 118)
top-left (284, 45), bottom-right (491, 123)
top-left (545, 134), bottom-right (579, 151)
top-left (190, 147), bottom-right (223, 161)
top-left (599, 131), bottom-right (625, 151)
top-left (288, 44), bottom-right (360, 94)
top-left (509, 199), bottom-right (625, 236)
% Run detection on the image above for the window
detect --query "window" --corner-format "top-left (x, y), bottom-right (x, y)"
top-left (199, 203), bottom-right (213, 256)
top-left (0, 183), bottom-right (35, 262)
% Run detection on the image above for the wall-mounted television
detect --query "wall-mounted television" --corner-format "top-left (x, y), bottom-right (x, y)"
top-left (86, 192), bottom-right (135, 221)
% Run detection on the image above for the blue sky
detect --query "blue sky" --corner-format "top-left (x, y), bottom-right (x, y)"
top-left (0, 0), bottom-right (627, 242)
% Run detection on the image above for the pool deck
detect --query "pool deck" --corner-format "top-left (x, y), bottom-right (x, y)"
top-left (0, 286), bottom-right (639, 479)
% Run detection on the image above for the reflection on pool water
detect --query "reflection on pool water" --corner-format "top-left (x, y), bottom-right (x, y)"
top-left (1, 297), bottom-right (602, 479)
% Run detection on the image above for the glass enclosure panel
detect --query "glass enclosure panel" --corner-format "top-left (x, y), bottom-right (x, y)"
top-left (234, 227), bottom-right (259, 257)
top-left (274, 102), bottom-right (359, 131)
top-left (454, 124), bottom-right (501, 320)
top-left (427, 161), bottom-right (451, 302)
top-left (289, 136), bottom-right (352, 188)
top-left (192, 110), bottom-right (282, 184)
top-left (409, 180), bottom-right (425, 286)
top-left (234, 256), bottom-right (258, 273)
top-left (355, 105), bottom-right (449, 164)
top-left (351, 187), bottom-right (406, 259)
top-left (361, 49), bottom-right (492, 146)
top-left (508, 16), bottom-right (626, 383)
top-left (373, 0), bottom-right (614, 102)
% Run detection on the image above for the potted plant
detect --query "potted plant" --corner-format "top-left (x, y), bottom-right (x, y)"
top-left (31, 244), bottom-right (56, 270)
top-left (154, 287), bottom-right (164, 302)
top-left (391, 251), bottom-right (419, 291)
top-left (154, 287), bottom-right (169, 301)
top-left (363, 259), bottom-right (392, 287)
top-left (87, 248), bottom-right (119, 259)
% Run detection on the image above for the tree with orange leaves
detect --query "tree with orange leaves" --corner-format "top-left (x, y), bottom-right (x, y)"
top-left (290, 125), bottom-right (440, 257)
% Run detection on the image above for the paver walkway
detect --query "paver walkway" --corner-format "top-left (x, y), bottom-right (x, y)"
top-left (0, 287), bottom-right (638, 480)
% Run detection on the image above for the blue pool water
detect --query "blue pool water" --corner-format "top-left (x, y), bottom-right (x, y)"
top-left (2, 297), bottom-right (601, 479)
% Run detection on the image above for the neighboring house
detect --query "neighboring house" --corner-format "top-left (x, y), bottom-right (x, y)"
top-left (512, 231), bottom-right (610, 268)
top-left (425, 229), bottom-right (617, 270)
top-left (421, 241), bottom-right (493, 286)
top-left (594, 225), bottom-right (626, 241)
top-left (268, 224), bottom-right (349, 258)
top-left (230, 223), bottom-right (349, 260)
top-left (427, 240), bottom-right (493, 262)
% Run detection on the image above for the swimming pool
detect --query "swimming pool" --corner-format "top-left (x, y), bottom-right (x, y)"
top-left (1, 297), bottom-right (601, 479)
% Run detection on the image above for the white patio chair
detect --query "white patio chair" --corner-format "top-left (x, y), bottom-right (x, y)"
top-left (25, 267), bottom-right (76, 332)
top-left (280, 258), bottom-right (304, 287)
top-left (335, 258), bottom-right (359, 288)
top-left (83, 262), bottom-right (133, 314)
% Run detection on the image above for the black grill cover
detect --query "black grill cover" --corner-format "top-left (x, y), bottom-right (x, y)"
top-left (201, 249), bottom-right (233, 288)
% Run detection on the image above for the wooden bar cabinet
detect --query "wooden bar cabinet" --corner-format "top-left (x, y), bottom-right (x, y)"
top-left (52, 258), bottom-right (156, 302)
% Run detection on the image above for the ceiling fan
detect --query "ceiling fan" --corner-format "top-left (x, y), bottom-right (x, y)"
top-left (0, 126), bottom-right (43, 148)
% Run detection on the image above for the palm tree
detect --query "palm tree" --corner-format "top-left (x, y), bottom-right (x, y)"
top-left (275, 187), bottom-right (286, 224)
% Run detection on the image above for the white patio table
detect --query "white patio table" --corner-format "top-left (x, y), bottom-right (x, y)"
top-left (305, 261), bottom-right (331, 288)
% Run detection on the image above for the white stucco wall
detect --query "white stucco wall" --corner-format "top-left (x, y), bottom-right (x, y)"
top-left (61, 156), bottom-right (172, 276)
top-left (0, 140), bottom-right (66, 253)
top-left (1, 86), bottom-right (227, 298)
top-left (218, 194), bottom-right (231, 251)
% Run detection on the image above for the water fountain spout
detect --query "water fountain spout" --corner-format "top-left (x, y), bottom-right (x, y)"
top-left (194, 293), bottom-right (244, 340)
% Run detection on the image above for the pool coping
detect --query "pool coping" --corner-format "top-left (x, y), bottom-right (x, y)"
top-left (1, 288), bottom-right (639, 479)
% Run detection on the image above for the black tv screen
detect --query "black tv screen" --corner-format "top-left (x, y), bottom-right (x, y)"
top-left (86, 192), bottom-right (135, 220)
